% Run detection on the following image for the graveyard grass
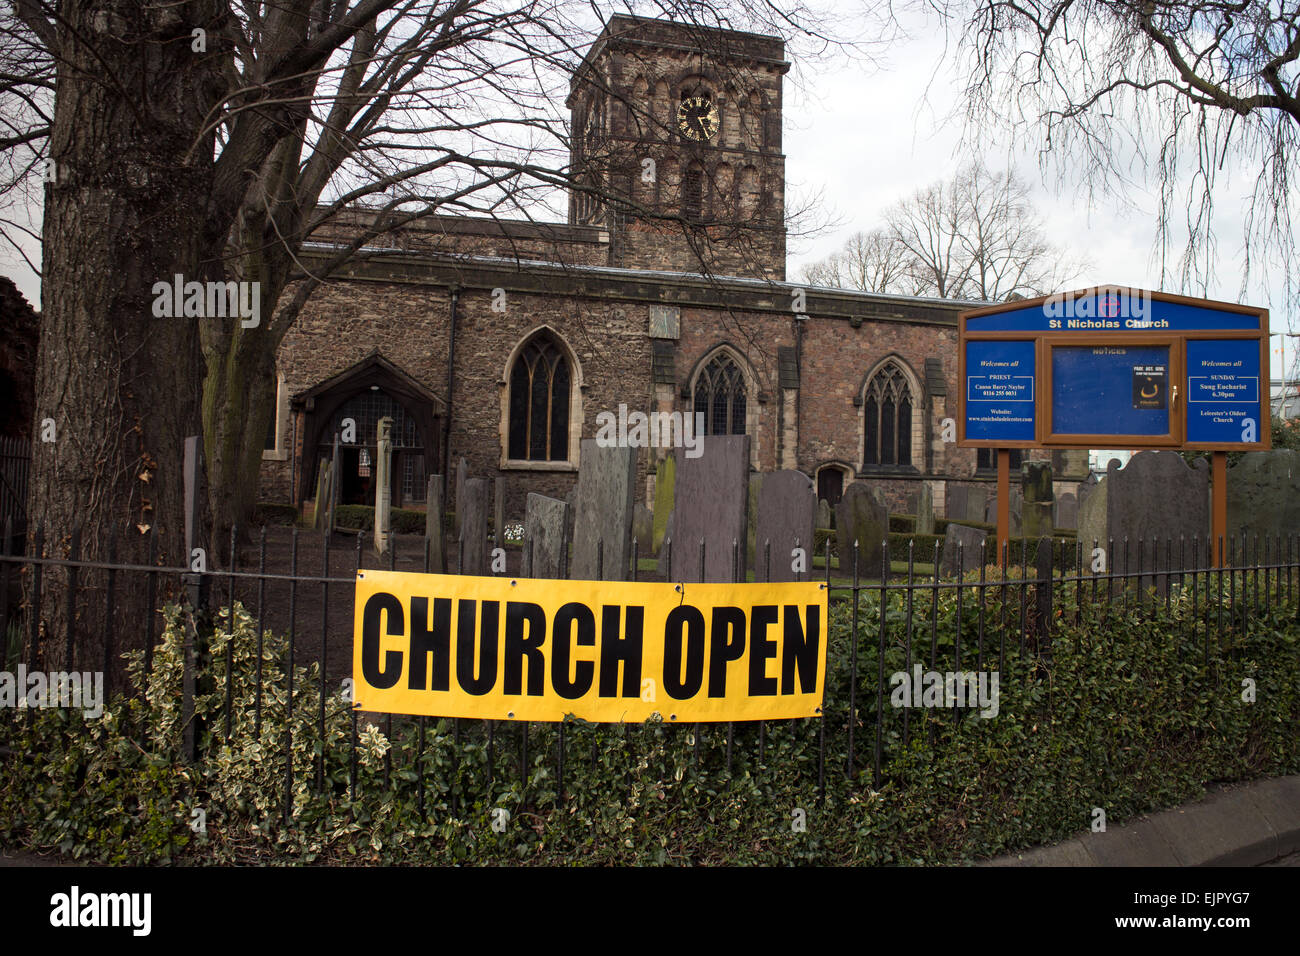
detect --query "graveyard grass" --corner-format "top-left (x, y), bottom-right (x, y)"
top-left (2, 571), bottom-right (1298, 866)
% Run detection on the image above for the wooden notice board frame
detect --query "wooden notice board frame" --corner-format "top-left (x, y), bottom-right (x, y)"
top-left (957, 287), bottom-right (1270, 566)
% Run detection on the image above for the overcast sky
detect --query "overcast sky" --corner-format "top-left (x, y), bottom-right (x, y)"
top-left (781, 5), bottom-right (1296, 381)
top-left (3, 2), bottom-right (1294, 379)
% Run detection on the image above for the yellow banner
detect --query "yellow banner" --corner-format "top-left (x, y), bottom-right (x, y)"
top-left (352, 570), bottom-right (828, 723)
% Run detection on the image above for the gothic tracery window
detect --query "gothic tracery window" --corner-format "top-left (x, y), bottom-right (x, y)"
top-left (863, 361), bottom-right (914, 468)
top-left (508, 332), bottom-right (571, 461)
top-left (693, 351), bottom-right (746, 436)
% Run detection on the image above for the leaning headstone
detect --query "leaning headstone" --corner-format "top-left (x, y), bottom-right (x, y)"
top-left (459, 477), bottom-right (489, 575)
top-left (947, 485), bottom-right (968, 521)
top-left (941, 524), bottom-right (987, 577)
top-left (1227, 449), bottom-right (1300, 544)
top-left (571, 440), bottom-right (638, 580)
top-left (816, 498), bottom-right (832, 530)
top-left (453, 457), bottom-right (468, 536)
top-left (1021, 462), bottom-right (1054, 539)
top-left (652, 455), bottom-right (675, 554)
top-left (522, 493), bottom-right (569, 579)
top-left (835, 482), bottom-right (889, 577)
top-left (656, 510), bottom-right (675, 577)
top-left (424, 474), bottom-right (446, 572)
top-left (1077, 451), bottom-right (1209, 594)
top-left (673, 435), bottom-right (750, 582)
top-left (632, 504), bottom-right (653, 557)
top-left (916, 483), bottom-right (935, 535)
top-left (1056, 492), bottom-right (1078, 530)
top-left (755, 470), bottom-right (817, 582)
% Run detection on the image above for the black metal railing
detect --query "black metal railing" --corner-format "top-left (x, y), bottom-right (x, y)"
top-left (1, 516), bottom-right (1296, 819)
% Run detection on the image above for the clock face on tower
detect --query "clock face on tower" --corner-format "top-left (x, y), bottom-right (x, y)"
top-left (677, 96), bottom-right (719, 142)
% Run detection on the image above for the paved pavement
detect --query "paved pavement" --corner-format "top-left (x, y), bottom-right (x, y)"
top-left (986, 774), bottom-right (1300, 867)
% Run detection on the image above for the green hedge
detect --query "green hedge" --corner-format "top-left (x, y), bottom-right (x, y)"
top-left (2, 578), bottom-right (1295, 865)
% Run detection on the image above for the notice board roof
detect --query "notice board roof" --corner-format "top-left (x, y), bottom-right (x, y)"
top-left (961, 286), bottom-right (1265, 333)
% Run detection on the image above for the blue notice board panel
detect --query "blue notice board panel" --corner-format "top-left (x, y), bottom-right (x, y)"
top-left (1052, 345), bottom-right (1171, 436)
top-left (1186, 340), bottom-right (1262, 444)
top-left (965, 340), bottom-right (1036, 441)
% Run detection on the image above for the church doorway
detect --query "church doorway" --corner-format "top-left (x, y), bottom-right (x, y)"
top-left (293, 352), bottom-right (443, 511)
top-left (316, 389), bottom-right (426, 507)
top-left (816, 463), bottom-right (850, 508)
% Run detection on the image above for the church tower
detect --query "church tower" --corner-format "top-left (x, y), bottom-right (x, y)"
top-left (567, 15), bottom-right (789, 280)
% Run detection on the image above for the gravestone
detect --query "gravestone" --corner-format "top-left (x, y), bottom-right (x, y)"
top-left (522, 493), bottom-right (569, 579)
top-left (965, 487), bottom-right (989, 524)
top-left (374, 417), bottom-right (393, 554)
top-left (571, 440), bottom-right (638, 580)
top-left (652, 456), bottom-right (675, 554)
top-left (816, 498), bottom-right (832, 530)
top-left (1227, 449), bottom-right (1300, 544)
top-left (453, 457), bottom-right (468, 536)
top-left (673, 435), bottom-right (750, 582)
top-left (747, 473), bottom-right (763, 573)
top-left (312, 461), bottom-right (331, 531)
top-left (494, 477), bottom-right (505, 550)
top-left (1056, 492), bottom-right (1078, 530)
top-left (947, 485), bottom-right (968, 521)
top-left (904, 491), bottom-right (918, 516)
top-left (459, 478), bottom-right (490, 575)
top-left (835, 482), bottom-right (889, 577)
top-left (1021, 462), bottom-right (1054, 539)
top-left (916, 483), bottom-right (935, 535)
top-left (1078, 478), bottom-right (1098, 517)
top-left (633, 504), bottom-right (653, 556)
top-left (1077, 451), bottom-right (1209, 594)
top-left (755, 470), bottom-right (817, 582)
top-left (940, 524), bottom-right (986, 577)
top-left (424, 474), bottom-right (446, 572)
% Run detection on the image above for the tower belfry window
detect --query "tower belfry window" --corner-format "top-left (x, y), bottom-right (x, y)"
top-left (683, 166), bottom-right (703, 221)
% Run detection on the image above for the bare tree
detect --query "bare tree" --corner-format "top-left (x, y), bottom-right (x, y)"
top-left (944, 0), bottom-right (1300, 306)
top-left (801, 162), bottom-right (1082, 299)
top-left (801, 228), bottom-right (915, 292)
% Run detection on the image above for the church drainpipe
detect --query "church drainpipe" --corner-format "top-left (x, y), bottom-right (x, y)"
top-left (442, 286), bottom-right (459, 479)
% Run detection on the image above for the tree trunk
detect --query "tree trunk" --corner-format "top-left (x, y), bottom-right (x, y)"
top-left (201, 284), bottom-right (282, 549)
top-left (27, 2), bottom-right (224, 689)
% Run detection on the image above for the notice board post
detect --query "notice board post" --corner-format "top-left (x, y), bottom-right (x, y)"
top-left (997, 450), bottom-right (1010, 562)
top-left (958, 287), bottom-right (1268, 569)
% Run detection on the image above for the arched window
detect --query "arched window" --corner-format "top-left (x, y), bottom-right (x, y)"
top-left (863, 361), bottom-right (914, 468)
top-left (508, 332), bottom-right (571, 461)
top-left (693, 351), bottom-right (747, 436)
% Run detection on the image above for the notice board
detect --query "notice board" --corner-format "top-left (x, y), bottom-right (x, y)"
top-left (957, 287), bottom-right (1269, 452)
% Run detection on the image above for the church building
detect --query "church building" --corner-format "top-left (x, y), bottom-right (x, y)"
top-left (259, 14), bottom-right (1084, 524)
